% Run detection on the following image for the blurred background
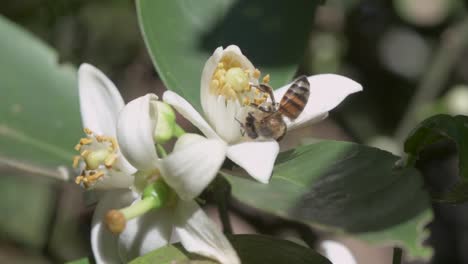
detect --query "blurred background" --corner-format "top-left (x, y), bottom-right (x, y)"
top-left (2, 0), bottom-right (468, 263)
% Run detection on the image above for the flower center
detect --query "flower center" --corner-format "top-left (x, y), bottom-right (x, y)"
top-left (72, 128), bottom-right (119, 188)
top-left (209, 55), bottom-right (271, 107)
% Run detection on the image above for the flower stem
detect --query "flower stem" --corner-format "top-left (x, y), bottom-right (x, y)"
top-left (173, 124), bottom-right (186, 138)
top-left (120, 197), bottom-right (159, 220)
top-left (156, 144), bottom-right (168, 158)
top-left (392, 247), bottom-right (402, 264)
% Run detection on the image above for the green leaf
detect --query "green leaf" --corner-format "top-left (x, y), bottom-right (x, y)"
top-left (404, 114), bottom-right (468, 203)
top-left (130, 234), bottom-right (331, 264)
top-left (0, 16), bottom-right (81, 167)
top-left (65, 258), bottom-right (91, 264)
top-left (224, 141), bottom-right (433, 260)
top-left (137, 0), bottom-right (321, 111)
top-left (0, 174), bottom-right (55, 248)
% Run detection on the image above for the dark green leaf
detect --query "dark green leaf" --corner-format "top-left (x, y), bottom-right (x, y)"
top-left (404, 114), bottom-right (468, 203)
top-left (224, 141), bottom-right (433, 259)
top-left (130, 234), bottom-right (331, 264)
top-left (137, 0), bottom-right (321, 111)
top-left (0, 16), bottom-right (81, 167)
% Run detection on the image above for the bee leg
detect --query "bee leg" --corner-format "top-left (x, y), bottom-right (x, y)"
top-left (258, 84), bottom-right (277, 106)
top-left (250, 83), bottom-right (277, 106)
top-left (234, 117), bottom-right (246, 136)
top-left (250, 103), bottom-right (273, 113)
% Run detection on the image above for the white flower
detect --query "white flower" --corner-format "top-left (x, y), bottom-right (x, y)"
top-left (73, 63), bottom-right (136, 190)
top-left (163, 45), bottom-right (363, 183)
top-left (92, 92), bottom-right (239, 263)
top-left (76, 64), bottom-right (239, 263)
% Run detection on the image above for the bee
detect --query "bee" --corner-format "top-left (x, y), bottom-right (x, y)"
top-left (241, 75), bottom-right (310, 141)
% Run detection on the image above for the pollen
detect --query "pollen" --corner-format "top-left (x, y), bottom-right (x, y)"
top-left (263, 74), bottom-right (270, 84)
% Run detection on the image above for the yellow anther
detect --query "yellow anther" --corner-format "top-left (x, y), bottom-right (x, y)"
top-left (84, 128), bottom-right (93, 135)
top-left (80, 137), bottom-right (92, 145)
top-left (104, 154), bottom-right (117, 168)
top-left (96, 135), bottom-right (104, 142)
top-left (80, 149), bottom-right (90, 157)
top-left (254, 89), bottom-right (260, 95)
top-left (254, 98), bottom-right (266, 105)
top-left (217, 62), bottom-right (224, 69)
top-left (211, 79), bottom-right (219, 89)
top-left (243, 97), bottom-right (251, 106)
top-left (110, 138), bottom-right (118, 150)
top-left (245, 85), bottom-right (252, 92)
top-left (74, 143), bottom-right (82, 151)
top-left (253, 69), bottom-right (261, 79)
top-left (72, 156), bottom-right (81, 168)
top-left (214, 69), bottom-right (226, 80)
top-left (89, 171), bottom-right (105, 181)
top-left (263, 74), bottom-right (270, 84)
top-left (75, 175), bottom-right (84, 185)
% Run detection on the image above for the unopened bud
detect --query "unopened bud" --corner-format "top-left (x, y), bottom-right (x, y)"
top-left (105, 210), bottom-right (126, 234)
top-left (154, 101), bottom-right (177, 144)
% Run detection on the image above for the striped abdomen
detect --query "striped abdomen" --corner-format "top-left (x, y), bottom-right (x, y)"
top-left (278, 75), bottom-right (310, 119)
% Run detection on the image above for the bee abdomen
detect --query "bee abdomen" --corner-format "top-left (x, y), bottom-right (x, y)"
top-left (279, 75), bottom-right (310, 119)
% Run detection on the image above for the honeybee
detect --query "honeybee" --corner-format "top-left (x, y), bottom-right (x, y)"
top-left (241, 75), bottom-right (310, 141)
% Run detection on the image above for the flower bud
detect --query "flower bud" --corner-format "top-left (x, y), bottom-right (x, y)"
top-left (142, 178), bottom-right (171, 208)
top-left (153, 101), bottom-right (177, 144)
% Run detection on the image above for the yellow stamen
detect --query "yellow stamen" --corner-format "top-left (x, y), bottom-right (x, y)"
top-left (253, 69), bottom-right (261, 79)
top-left (80, 137), bottom-right (92, 145)
top-left (263, 74), bottom-right (270, 84)
top-left (217, 62), bottom-right (224, 69)
top-left (84, 127), bottom-right (93, 135)
top-left (74, 143), bottom-right (82, 151)
top-left (75, 175), bottom-right (84, 185)
top-left (72, 156), bottom-right (81, 168)
top-left (254, 98), bottom-right (266, 105)
top-left (243, 97), bottom-right (251, 106)
top-left (80, 149), bottom-right (90, 157)
top-left (104, 154), bottom-right (117, 168)
top-left (110, 138), bottom-right (118, 151)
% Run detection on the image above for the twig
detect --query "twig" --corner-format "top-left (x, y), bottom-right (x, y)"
top-left (392, 247), bottom-right (403, 264)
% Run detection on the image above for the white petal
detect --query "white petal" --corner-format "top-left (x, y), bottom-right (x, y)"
top-left (118, 206), bottom-right (174, 262)
top-left (78, 63), bottom-right (124, 136)
top-left (160, 134), bottom-right (227, 200)
top-left (227, 140), bottom-right (279, 183)
top-left (320, 240), bottom-right (357, 264)
top-left (163, 90), bottom-right (219, 139)
top-left (92, 170), bottom-right (134, 190)
top-left (117, 94), bottom-right (159, 171)
top-left (91, 190), bottom-right (137, 264)
top-left (174, 200), bottom-right (240, 264)
top-left (274, 74), bottom-right (362, 130)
